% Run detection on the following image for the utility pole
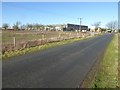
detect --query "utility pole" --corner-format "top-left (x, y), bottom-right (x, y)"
top-left (79, 18), bottom-right (82, 31)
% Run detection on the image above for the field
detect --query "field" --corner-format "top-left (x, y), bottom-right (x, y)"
top-left (2, 30), bottom-right (91, 59)
top-left (91, 34), bottom-right (119, 88)
top-left (2, 30), bottom-right (79, 44)
top-left (2, 30), bottom-right (90, 53)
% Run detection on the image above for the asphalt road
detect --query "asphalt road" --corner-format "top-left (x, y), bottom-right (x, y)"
top-left (2, 33), bottom-right (114, 88)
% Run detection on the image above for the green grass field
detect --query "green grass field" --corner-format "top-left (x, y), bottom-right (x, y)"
top-left (91, 34), bottom-right (118, 88)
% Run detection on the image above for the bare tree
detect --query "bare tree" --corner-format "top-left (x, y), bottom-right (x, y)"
top-left (2, 23), bottom-right (9, 30)
top-left (34, 24), bottom-right (41, 31)
top-left (13, 21), bottom-right (21, 30)
top-left (26, 24), bottom-right (33, 30)
top-left (16, 21), bottom-right (21, 26)
top-left (92, 21), bottom-right (101, 28)
top-left (39, 24), bottom-right (44, 31)
top-left (106, 21), bottom-right (118, 30)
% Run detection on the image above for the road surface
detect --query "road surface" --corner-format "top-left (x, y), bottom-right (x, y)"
top-left (3, 33), bottom-right (114, 88)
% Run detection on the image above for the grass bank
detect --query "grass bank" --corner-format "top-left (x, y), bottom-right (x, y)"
top-left (91, 34), bottom-right (118, 88)
top-left (118, 34), bottom-right (120, 88)
top-left (2, 36), bottom-right (90, 60)
top-left (2, 33), bottom-right (102, 60)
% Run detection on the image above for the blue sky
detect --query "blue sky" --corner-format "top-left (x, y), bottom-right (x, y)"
top-left (2, 2), bottom-right (118, 28)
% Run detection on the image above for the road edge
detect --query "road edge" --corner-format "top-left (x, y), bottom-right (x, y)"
top-left (79, 34), bottom-right (114, 88)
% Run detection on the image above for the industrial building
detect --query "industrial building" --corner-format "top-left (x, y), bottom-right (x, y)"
top-left (63, 23), bottom-right (88, 32)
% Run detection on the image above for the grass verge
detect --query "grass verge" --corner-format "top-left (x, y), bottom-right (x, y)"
top-left (2, 33), bottom-right (102, 60)
top-left (2, 37), bottom-right (89, 60)
top-left (118, 34), bottom-right (120, 87)
top-left (91, 34), bottom-right (118, 88)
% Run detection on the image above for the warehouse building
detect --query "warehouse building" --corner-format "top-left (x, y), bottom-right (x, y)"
top-left (63, 23), bottom-right (88, 32)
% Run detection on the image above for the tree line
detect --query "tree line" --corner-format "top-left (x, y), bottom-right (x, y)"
top-left (93, 21), bottom-right (118, 30)
top-left (2, 20), bottom-right (119, 31)
top-left (2, 21), bottom-right (65, 31)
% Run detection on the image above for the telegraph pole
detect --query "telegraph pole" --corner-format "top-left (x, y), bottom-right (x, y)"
top-left (79, 18), bottom-right (82, 31)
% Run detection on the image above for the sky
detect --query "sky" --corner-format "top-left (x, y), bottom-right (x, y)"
top-left (118, 1), bottom-right (120, 29)
top-left (2, 2), bottom-right (118, 28)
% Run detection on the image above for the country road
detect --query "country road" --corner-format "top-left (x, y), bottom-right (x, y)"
top-left (2, 33), bottom-right (114, 88)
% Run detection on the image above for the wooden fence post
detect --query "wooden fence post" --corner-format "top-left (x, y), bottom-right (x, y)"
top-left (13, 37), bottom-right (16, 48)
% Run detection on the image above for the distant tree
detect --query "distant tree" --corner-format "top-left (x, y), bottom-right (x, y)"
top-left (13, 24), bottom-right (18, 30)
top-left (34, 24), bottom-right (41, 31)
top-left (39, 24), bottom-right (44, 31)
top-left (2, 23), bottom-right (9, 30)
top-left (13, 21), bottom-right (21, 30)
top-left (106, 21), bottom-right (118, 30)
top-left (16, 21), bottom-right (21, 26)
top-left (20, 24), bottom-right (26, 30)
top-left (47, 25), bottom-right (55, 31)
top-left (101, 28), bottom-right (107, 32)
top-left (92, 21), bottom-right (101, 29)
top-left (33, 24), bottom-right (44, 31)
top-left (27, 24), bottom-right (33, 30)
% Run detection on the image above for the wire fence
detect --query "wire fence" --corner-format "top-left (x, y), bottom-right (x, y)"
top-left (2, 30), bottom-right (91, 54)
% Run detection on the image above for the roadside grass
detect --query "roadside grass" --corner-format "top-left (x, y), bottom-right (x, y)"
top-left (118, 34), bottom-right (120, 88)
top-left (91, 34), bottom-right (118, 88)
top-left (2, 32), bottom-right (100, 60)
top-left (2, 30), bottom-right (82, 59)
top-left (2, 37), bottom-right (82, 60)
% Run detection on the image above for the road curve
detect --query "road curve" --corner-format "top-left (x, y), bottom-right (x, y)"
top-left (2, 33), bottom-right (114, 88)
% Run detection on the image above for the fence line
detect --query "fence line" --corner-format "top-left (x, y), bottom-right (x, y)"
top-left (2, 33), bottom-right (91, 54)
